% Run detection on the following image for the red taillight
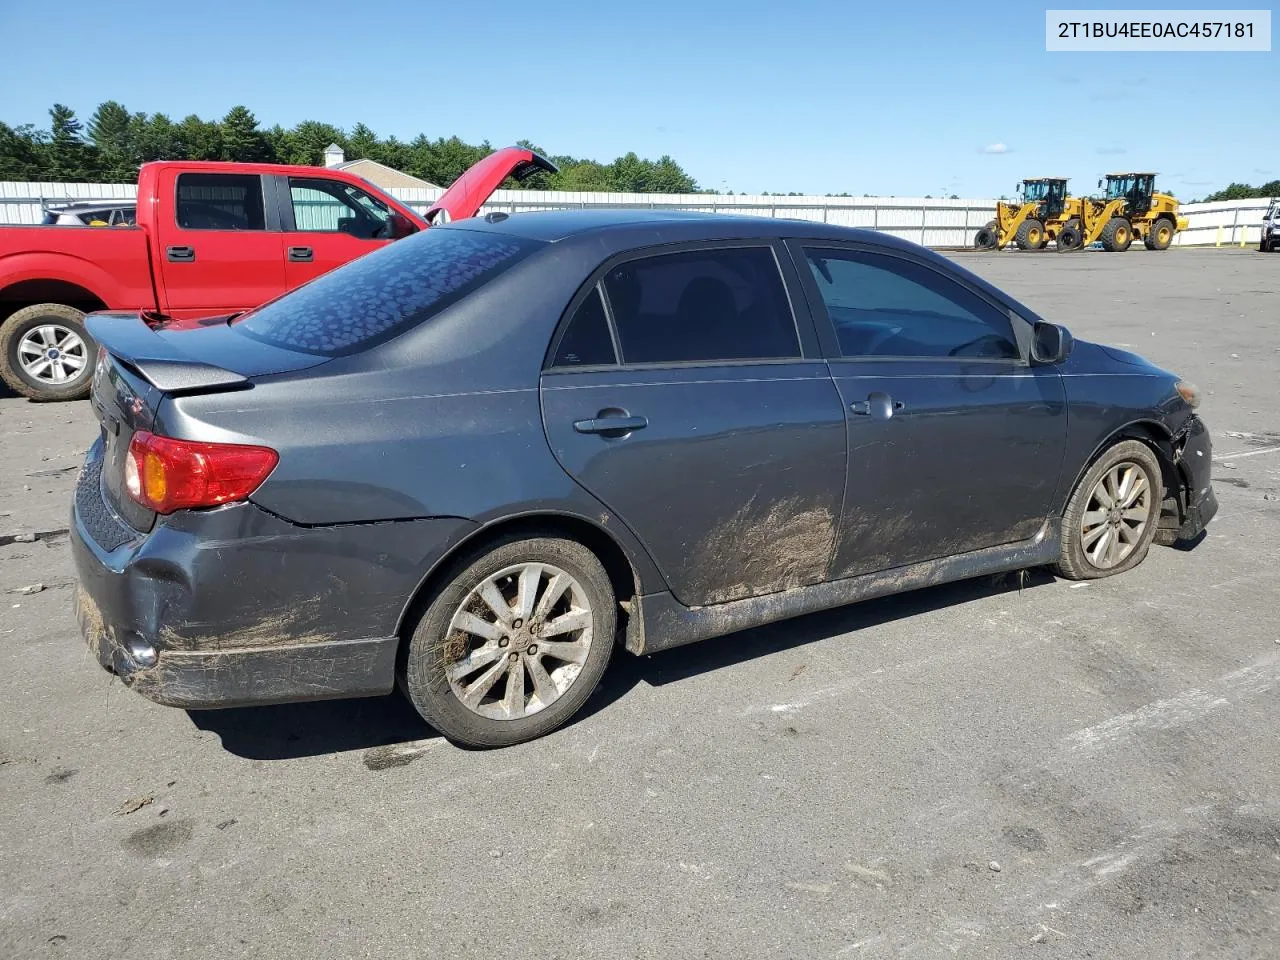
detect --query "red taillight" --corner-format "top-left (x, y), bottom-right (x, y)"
top-left (125, 431), bottom-right (278, 514)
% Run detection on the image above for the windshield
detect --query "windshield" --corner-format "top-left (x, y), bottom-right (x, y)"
top-left (1022, 181), bottom-right (1048, 202)
top-left (1106, 176), bottom-right (1135, 200)
top-left (1267, 199), bottom-right (1280, 221)
top-left (234, 227), bottom-right (538, 357)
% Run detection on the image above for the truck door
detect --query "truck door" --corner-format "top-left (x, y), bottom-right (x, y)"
top-left (153, 170), bottom-right (286, 319)
top-left (279, 175), bottom-right (402, 289)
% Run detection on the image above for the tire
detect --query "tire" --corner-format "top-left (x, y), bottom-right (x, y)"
top-left (1100, 217), bottom-right (1132, 252)
top-left (1015, 218), bottom-right (1045, 251)
top-left (1057, 224), bottom-right (1083, 252)
top-left (974, 222), bottom-right (999, 250)
top-left (402, 534), bottom-right (617, 748)
top-left (1056, 440), bottom-right (1163, 581)
top-left (1144, 218), bottom-right (1175, 251)
top-left (0, 303), bottom-right (96, 401)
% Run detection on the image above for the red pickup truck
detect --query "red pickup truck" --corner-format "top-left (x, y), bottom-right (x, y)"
top-left (0, 146), bottom-right (554, 401)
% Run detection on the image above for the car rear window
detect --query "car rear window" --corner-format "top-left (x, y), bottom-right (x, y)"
top-left (234, 227), bottom-right (537, 356)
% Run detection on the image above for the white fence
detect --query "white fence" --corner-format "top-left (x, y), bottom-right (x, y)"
top-left (0, 179), bottom-right (1271, 248)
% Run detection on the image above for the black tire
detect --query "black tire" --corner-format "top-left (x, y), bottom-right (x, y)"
top-left (1057, 225), bottom-right (1082, 252)
top-left (1056, 440), bottom-right (1163, 581)
top-left (1143, 218), bottom-right (1175, 251)
top-left (0, 303), bottom-right (96, 401)
top-left (974, 222), bottom-right (999, 250)
top-left (1015, 218), bottom-right (1045, 251)
top-left (1100, 217), bottom-right (1133, 252)
top-left (402, 534), bottom-right (616, 748)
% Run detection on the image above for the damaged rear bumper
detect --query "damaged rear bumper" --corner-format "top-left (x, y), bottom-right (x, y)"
top-left (70, 443), bottom-right (476, 709)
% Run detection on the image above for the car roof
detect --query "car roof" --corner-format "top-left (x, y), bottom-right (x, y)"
top-left (442, 207), bottom-right (916, 251)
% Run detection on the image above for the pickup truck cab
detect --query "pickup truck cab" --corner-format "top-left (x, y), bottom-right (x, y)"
top-left (0, 146), bottom-right (553, 400)
top-left (1261, 198), bottom-right (1279, 253)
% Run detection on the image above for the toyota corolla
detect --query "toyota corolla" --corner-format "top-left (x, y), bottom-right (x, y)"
top-left (71, 210), bottom-right (1216, 747)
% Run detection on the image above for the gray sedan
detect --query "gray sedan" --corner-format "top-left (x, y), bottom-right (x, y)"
top-left (72, 211), bottom-right (1217, 747)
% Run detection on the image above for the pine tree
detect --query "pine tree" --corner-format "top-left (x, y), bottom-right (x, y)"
top-left (220, 106), bottom-right (270, 163)
top-left (48, 104), bottom-right (91, 181)
top-left (88, 101), bottom-right (137, 181)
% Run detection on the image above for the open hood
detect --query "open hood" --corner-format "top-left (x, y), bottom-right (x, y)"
top-left (424, 146), bottom-right (557, 225)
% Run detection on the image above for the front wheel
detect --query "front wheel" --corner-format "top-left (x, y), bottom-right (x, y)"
top-left (403, 535), bottom-right (616, 747)
top-left (1056, 440), bottom-right (1163, 580)
top-left (0, 303), bottom-right (96, 401)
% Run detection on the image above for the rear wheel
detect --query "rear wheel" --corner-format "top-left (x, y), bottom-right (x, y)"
top-left (1056, 440), bottom-right (1162, 580)
top-left (402, 535), bottom-right (616, 747)
top-left (0, 303), bottom-right (95, 401)
top-left (1100, 217), bottom-right (1132, 252)
top-left (1144, 218), bottom-right (1175, 251)
top-left (1015, 219), bottom-right (1045, 251)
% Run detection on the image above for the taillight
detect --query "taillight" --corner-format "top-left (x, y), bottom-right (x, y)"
top-left (124, 431), bottom-right (278, 514)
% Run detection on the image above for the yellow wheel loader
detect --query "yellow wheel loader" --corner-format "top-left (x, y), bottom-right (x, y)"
top-left (973, 178), bottom-right (1073, 251)
top-left (1058, 173), bottom-right (1188, 252)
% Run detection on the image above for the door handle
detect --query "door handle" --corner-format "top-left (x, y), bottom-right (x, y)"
top-left (287, 246), bottom-right (314, 263)
top-left (573, 415), bottom-right (648, 437)
top-left (166, 245), bottom-right (195, 262)
top-left (850, 393), bottom-right (904, 420)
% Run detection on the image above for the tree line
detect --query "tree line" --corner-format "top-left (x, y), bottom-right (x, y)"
top-left (0, 102), bottom-right (701, 193)
top-left (1199, 181), bottom-right (1280, 202)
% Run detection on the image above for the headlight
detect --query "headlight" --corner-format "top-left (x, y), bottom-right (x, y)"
top-left (1175, 380), bottom-right (1201, 409)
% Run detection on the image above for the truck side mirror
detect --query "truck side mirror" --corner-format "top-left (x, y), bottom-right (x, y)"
top-left (388, 213), bottom-right (418, 240)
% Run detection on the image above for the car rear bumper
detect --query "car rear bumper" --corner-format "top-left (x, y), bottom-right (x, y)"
top-left (70, 439), bottom-right (477, 709)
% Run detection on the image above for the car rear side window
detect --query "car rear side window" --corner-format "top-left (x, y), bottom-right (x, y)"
top-left (603, 247), bottom-right (800, 364)
top-left (804, 249), bottom-right (1020, 360)
top-left (234, 227), bottom-right (536, 356)
top-left (176, 173), bottom-right (266, 231)
top-left (552, 287), bottom-right (617, 367)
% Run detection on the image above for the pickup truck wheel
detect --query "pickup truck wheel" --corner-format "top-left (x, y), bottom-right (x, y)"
top-left (0, 304), bottom-right (96, 401)
top-left (403, 535), bottom-right (616, 748)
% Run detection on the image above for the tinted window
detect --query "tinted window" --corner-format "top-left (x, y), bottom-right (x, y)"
top-left (235, 228), bottom-right (536, 356)
top-left (289, 177), bottom-right (392, 238)
top-left (553, 288), bottom-right (616, 367)
top-left (804, 249), bottom-right (1019, 360)
top-left (176, 173), bottom-right (266, 231)
top-left (603, 247), bottom-right (799, 364)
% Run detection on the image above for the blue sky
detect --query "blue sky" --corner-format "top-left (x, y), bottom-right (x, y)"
top-left (0, 0), bottom-right (1273, 198)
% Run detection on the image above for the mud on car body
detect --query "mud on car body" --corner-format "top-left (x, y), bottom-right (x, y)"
top-left (72, 211), bottom-right (1217, 747)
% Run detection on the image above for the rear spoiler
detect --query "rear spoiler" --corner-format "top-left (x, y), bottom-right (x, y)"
top-left (85, 312), bottom-right (247, 394)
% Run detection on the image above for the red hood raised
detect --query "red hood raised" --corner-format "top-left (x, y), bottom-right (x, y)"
top-left (424, 147), bottom-right (557, 224)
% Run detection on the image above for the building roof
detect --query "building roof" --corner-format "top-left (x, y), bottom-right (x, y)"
top-left (334, 158), bottom-right (440, 191)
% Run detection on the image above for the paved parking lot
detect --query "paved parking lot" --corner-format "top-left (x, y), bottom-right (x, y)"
top-left (1, 248), bottom-right (1277, 959)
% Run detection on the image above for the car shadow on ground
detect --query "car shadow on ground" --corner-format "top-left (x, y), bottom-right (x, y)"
top-left (189, 567), bottom-right (1058, 761)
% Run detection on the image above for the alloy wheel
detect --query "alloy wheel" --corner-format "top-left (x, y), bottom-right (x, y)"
top-left (17, 324), bottom-right (88, 385)
top-left (1081, 462), bottom-right (1152, 569)
top-left (444, 562), bottom-right (594, 720)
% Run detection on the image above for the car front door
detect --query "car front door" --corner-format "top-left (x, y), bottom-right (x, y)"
top-left (153, 170), bottom-right (286, 319)
top-left (540, 242), bottom-right (848, 607)
top-left (280, 175), bottom-right (403, 288)
top-left (791, 242), bottom-right (1068, 579)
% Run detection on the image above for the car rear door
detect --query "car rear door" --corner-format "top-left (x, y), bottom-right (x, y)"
top-left (152, 169), bottom-right (286, 318)
top-left (540, 242), bottom-right (847, 608)
top-left (278, 174), bottom-right (402, 288)
top-left (791, 241), bottom-right (1068, 578)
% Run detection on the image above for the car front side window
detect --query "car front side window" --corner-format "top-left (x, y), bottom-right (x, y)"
top-left (804, 248), bottom-right (1020, 361)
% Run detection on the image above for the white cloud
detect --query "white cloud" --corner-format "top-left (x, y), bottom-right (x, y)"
top-left (981, 143), bottom-right (1010, 155)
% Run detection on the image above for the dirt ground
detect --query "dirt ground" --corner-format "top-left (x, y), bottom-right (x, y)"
top-left (1, 247), bottom-right (1278, 959)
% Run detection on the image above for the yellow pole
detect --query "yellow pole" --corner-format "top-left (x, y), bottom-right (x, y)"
top-left (1240, 230), bottom-right (1247, 248)
top-left (1216, 225), bottom-right (1223, 247)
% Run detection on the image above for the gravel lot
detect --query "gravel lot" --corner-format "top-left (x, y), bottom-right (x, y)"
top-left (2, 247), bottom-right (1277, 959)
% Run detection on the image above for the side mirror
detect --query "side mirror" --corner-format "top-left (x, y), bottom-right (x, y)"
top-left (388, 213), bottom-right (418, 239)
top-left (1031, 321), bottom-right (1074, 364)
